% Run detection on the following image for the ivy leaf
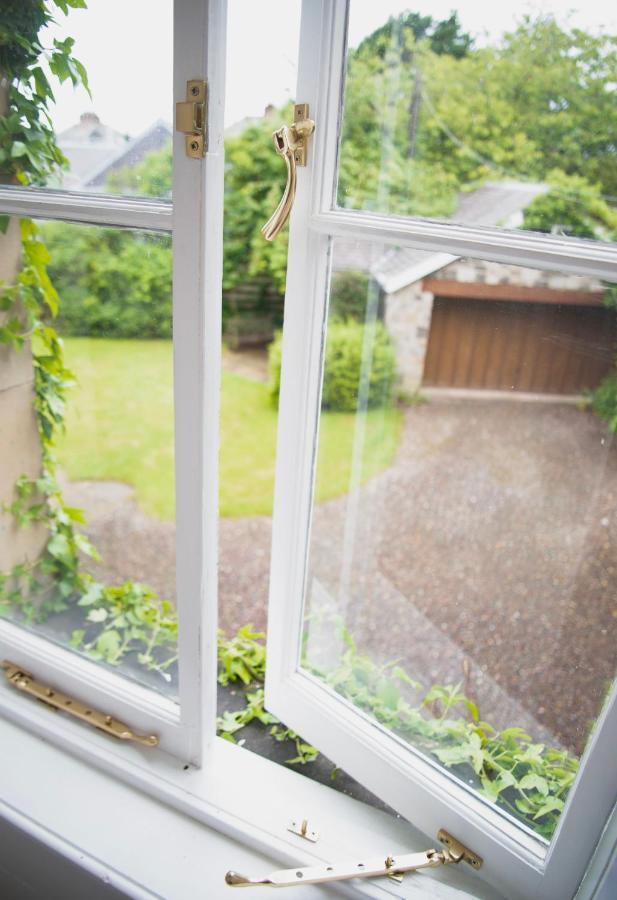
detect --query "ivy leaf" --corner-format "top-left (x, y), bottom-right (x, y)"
top-left (533, 798), bottom-right (565, 820)
top-left (47, 532), bottom-right (72, 565)
top-left (519, 773), bottom-right (549, 796)
top-left (94, 629), bottom-right (121, 662)
top-left (78, 582), bottom-right (104, 606)
top-left (87, 608), bottom-right (108, 623)
top-left (70, 629), bottom-right (85, 648)
top-left (377, 678), bottom-right (401, 710)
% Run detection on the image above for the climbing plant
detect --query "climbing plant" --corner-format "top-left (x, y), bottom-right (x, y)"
top-left (0, 1), bottom-right (178, 670)
top-left (216, 622), bottom-right (580, 840)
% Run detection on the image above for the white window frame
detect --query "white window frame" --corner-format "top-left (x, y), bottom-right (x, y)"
top-left (0, 2), bottom-right (615, 898)
top-left (0, 0), bottom-right (225, 763)
top-left (265, 2), bottom-right (617, 898)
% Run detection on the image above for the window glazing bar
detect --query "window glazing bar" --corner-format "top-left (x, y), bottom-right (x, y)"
top-left (310, 209), bottom-right (617, 281)
top-left (0, 185), bottom-right (172, 232)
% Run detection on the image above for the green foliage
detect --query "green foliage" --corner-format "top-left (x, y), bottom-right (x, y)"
top-left (356, 11), bottom-right (472, 60)
top-left (214, 622), bottom-right (579, 838)
top-left (0, 5), bottom-right (178, 672)
top-left (72, 581), bottom-right (177, 670)
top-left (338, 12), bottom-right (617, 232)
top-left (216, 626), bottom-right (319, 765)
top-left (0, 0), bottom-right (89, 188)
top-left (590, 372), bottom-right (617, 433)
top-left (96, 11), bottom-right (617, 332)
top-left (523, 170), bottom-right (617, 240)
top-left (218, 624), bottom-right (267, 686)
top-left (0, 221), bottom-right (179, 671)
top-left (41, 221), bottom-right (172, 338)
top-left (321, 321), bottom-right (396, 412)
top-left (269, 321), bottom-right (397, 413)
top-left (329, 270), bottom-right (371, 322)
top-left (308, 623), bottom-right (579, 839)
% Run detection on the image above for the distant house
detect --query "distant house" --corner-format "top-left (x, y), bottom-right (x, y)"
top-left (336, 181), bottom-right (612, 397)
top-left (57, 112), bottom-right (172, 192)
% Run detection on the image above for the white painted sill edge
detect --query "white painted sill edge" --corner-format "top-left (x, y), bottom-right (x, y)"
top-left (0, 681), bottom-right (500, 900)
top-left (0, 679), bottom-right (614, 900)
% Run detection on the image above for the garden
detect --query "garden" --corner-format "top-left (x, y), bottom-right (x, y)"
top-left (2, 0), bottom-right (617, 841)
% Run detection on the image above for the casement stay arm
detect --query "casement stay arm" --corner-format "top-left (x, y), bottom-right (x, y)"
top-left (225, 829), bottom-right (482, 888)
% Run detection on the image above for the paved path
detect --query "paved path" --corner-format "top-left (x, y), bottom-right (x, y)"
top-left (64, 399), bottom-right (617, 755)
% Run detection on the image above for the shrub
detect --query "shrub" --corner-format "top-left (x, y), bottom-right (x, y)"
top-left (41, 222), bottom-right (172, 339)
top-left (329, 270), bottom-right (371, 321)
top-left (591, 372), bottom-right (617, 433)
top-left (269, 320), bottom-right (397, 412)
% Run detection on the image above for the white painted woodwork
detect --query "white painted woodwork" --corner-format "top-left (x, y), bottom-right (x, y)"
top-left (265, 2), bottom-right (617, 898)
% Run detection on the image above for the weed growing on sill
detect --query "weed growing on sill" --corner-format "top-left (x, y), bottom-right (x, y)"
top-left (215, 623), bottom-right (579, 840)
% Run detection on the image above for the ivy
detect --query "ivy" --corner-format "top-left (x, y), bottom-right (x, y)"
top-left (216, 622), bottom-right (580, 839)
top-left (0, 2), bottom-right (178, 671)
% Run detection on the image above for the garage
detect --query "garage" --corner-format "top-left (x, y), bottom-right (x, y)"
top-left (421, 284), bottom-right (616, 394)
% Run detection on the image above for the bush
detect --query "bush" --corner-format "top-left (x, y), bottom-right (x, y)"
top-left (41, 222), bottom-right (172, 339)
top-left (329, 270), bottom-right (371, 321)
top-left (269, 320), bottom-right (397, 412)
top-left (591, 372), bottom-right (617, 433)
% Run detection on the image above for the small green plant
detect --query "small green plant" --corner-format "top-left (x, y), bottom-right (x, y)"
top-left (215, 622), bottom-right (580, 839)
top-left (216, 625), bottom-right (319, 765)
top-left (268, 320), bottom-right (397, 412)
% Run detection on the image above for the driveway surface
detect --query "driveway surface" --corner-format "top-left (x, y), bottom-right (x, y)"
top-left (65, 399), bottom-right (617, 756)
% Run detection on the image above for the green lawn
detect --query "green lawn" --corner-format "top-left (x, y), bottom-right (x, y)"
top-left (59, 338), bottom-right (402, 520)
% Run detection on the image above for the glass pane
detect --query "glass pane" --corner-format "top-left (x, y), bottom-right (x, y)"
top-left (337, 2), bottom-right (617, 245)
top-left (0, 219), bottom-right (177, 698)
top-left (41, 0), bottom-right (172, 198)
top-left (301, 237), bottom-right (617, 840)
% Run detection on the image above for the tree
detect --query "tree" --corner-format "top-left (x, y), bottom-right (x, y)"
top-left (522, 170), bottom-right (617, 240)
top-left (82, 10), bottom-right (617, 321)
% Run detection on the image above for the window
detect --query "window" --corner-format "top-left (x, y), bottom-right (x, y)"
top-left (0, 0), bottom-right (224, 761)
top-left (265, 1), bottom-right (617, 897)
top-left (1, 1), bottom-right (616, 898)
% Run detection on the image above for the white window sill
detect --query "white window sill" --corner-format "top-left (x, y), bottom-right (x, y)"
top-left (0, 685), bottom-right (505, 900)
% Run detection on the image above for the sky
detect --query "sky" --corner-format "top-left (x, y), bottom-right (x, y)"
top-left (42, 0), bottom-right (616, 139)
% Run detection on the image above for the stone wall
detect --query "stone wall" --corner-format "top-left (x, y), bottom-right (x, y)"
top-left (0, 220), bottom-right (47, 572)
top-left (0, 82), bottom-right (46, 574)
top-left (385, 256), bottom-right (605, 392)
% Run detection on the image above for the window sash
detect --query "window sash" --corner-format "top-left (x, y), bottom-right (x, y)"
top-left (0, 0), bottom-right (226, 763)
top-left (265, 1), bottom-right (617, 897)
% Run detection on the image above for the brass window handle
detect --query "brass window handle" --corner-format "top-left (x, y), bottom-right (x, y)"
top-left (261, 103), bottom-right (315, 242)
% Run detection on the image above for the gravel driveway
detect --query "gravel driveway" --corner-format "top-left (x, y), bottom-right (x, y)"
top-left (65, 399), bottom-right (617, 756)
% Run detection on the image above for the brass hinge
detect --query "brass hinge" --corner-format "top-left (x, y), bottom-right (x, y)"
top-left (1, 661), bottom-right (159, 747)
top-left (176, 79), bottom-right (207, 158)
top-left (225, 829), bottom-right (482, 888)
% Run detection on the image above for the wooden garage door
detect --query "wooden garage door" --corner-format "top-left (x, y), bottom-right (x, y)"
top-left (422, 297), bottom-right (617, 394)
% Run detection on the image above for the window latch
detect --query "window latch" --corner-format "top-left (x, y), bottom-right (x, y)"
top-left (225, 829), bottom-right (482, 888)
top-left (261, 103), bottom-right (315, 242)
top-left (1, 661), bottom-right (159, 747)
top-left (176, 79), bottom-right (207, 158)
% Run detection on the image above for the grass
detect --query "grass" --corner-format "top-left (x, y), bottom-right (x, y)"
top-left (59, 338), bottom-right (402, 520)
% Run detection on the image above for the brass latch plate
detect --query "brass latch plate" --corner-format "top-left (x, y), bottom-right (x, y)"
top-left (1, 660), bottom-right (159, 747)
top-left (176, 79), bottom-right (207, 158)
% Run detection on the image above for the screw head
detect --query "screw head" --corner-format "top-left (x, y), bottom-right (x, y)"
top-left (190, 140), bottom-right (199, 152)
top-left (191, 85), bottom-right (199, 96)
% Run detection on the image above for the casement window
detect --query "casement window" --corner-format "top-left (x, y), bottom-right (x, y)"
top-left (0, 0), bottom-right (223, 761)
top-left (1, 1), bottom-right (617, 898)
